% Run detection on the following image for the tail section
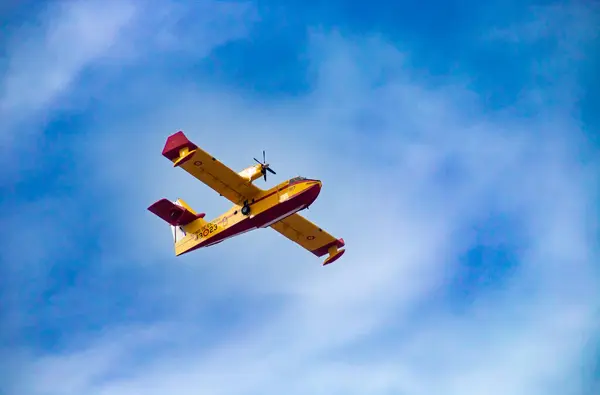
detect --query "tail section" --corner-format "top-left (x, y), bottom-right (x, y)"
top-left (170, 223), bottom-right (186, 244)
top-left (148, 198), bottom-right (207, 246)
top-left (174, 198), bottom-right (199, 217)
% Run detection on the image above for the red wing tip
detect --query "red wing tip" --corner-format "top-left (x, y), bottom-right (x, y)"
top-left (311, 238), bottom-right (347, 257)
top-left (162, 130), bottom-right (198, 161)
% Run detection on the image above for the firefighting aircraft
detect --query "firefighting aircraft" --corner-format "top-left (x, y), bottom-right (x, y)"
top-left (147, 131), bottom-right (345, 266)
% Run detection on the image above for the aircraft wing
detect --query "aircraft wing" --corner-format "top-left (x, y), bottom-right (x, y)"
top-left (270, 213), bottom-right (345, 265)
top-left (162, 131), bottom-right (263, 205)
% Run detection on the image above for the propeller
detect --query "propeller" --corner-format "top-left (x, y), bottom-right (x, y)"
top-left (253, 150), bottom-right (276, 182)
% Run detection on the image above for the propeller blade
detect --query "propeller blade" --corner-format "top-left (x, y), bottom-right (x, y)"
top-left (252, 151), bottom-right (273, 182)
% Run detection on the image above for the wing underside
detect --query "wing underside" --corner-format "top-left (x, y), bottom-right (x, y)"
top-left (270, 213), bottom-right (345, 265)
top-left (162, 131), bottom-right (263, 205)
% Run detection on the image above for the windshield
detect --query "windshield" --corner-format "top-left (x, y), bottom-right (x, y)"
top-left (289, 176), bottom-right (306, 183)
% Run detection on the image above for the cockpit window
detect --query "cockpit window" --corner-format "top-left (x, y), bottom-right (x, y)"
top-left (289, 176), bottom-right (306, 183)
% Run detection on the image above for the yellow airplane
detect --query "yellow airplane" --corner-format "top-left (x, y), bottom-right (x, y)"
top-left (148, 131), bottom-right (346, 266)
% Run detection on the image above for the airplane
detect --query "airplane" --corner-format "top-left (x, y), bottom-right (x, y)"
top-left (147, 131), bottom-right (346, 266)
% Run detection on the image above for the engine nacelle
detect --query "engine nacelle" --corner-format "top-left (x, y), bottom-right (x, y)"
top-left (238, 164), bottom-right (263, 183)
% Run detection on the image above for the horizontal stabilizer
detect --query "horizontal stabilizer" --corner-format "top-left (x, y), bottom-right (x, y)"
top-left (148, 198), bottom-right (205, 226)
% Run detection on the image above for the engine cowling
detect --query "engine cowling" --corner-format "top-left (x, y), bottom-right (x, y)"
top-left (238, 164), bottom-right (263, 183)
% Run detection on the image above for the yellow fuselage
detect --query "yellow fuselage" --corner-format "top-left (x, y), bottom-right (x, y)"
top-left (175, 177), bottom-right (322, 255)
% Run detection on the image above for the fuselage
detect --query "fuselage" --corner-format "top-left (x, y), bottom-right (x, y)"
top-left (174, 177), bottom-right (322, 255)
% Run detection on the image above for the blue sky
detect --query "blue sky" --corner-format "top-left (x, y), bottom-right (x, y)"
top-left (1, 0), bottom-right (599, 394)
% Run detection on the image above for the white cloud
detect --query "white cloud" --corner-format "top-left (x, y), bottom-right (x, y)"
top-left (3, 3), bottom-right (598, 395)
top-left (0, 0), bottom-right (257, 167)
top-left (0, 1), bottom-right (136, 129)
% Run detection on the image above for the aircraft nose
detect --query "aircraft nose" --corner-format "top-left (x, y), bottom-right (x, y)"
top-left (303, 180), bottom-right (322, 204)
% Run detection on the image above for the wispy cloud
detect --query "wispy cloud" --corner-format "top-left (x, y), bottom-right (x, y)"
top-left (2, 1), bottom-right (598, 395)
top-left (0, 1), bottom-right (136, 134)
top-left (0, 0), bottom-right (257, 165)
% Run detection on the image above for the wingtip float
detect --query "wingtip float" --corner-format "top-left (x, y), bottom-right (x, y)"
top-left (147, 130), bottom-right (346, 266)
